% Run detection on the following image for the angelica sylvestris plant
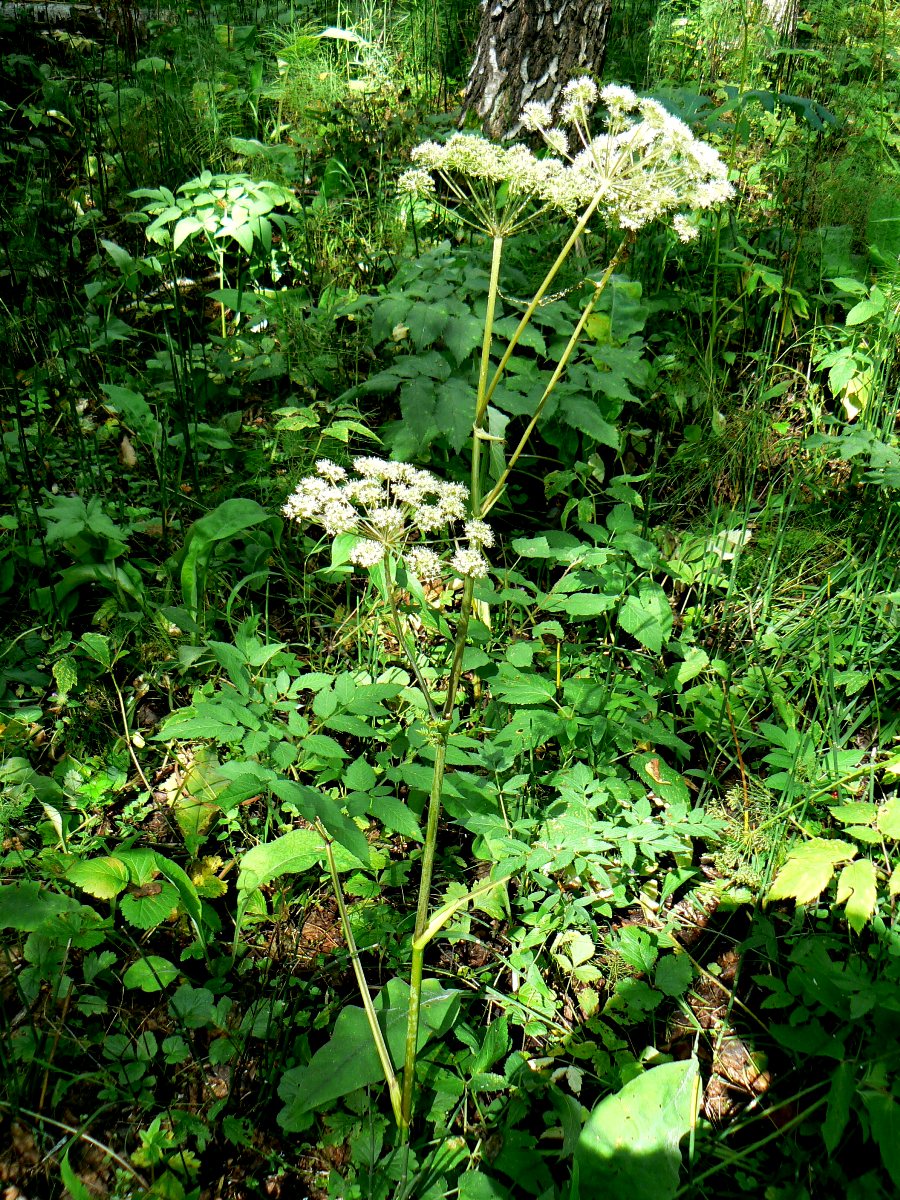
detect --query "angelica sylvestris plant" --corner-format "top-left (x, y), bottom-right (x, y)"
top-left (398, 78), bottom-right (734, 520)
top-left (280, 79), bottom-right (735, 1137)
top-left (282, 457), bottom-right (498, 1132)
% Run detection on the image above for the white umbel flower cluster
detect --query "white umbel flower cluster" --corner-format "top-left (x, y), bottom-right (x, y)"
top-left (282, 458), bottom-right (493, 579)
top-left (402, 78), bottom-right (733, 238)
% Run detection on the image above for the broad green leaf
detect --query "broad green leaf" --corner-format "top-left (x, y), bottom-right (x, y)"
top-left (673, 645), bottom-right (709, 686)
top-left (67, 856), bottom-right (131, 900)
top-left (835, 857), bottom-right (878, 932)
top-left (172, 215), bottom-right (204, 249)
top-left (862, 1091), bottom-right (900, 1187)
top-left (367, 794), bottom-right (423, 841)
top-left (491, 666), bottom-right (557, 706)
top-left (79, 632), bottom-right (112, 669)
top-left (617, 584), bottom-right (673, 654)
top-left (301, 733), bottom-right (349, 761)
top-left (270, 779), bottom-right (370, 864)
top-left (123, 955), bottom-right (179, 992)
top-left (444, 312), bottom-right (484, 365)
top-left (767, 839), bottom-right (857, 907)
top-left (169, 984), bottom-right (216, 1029)
top-left (406, 299), bottom-right (450, 349)
top-left (277, 978), bottom-right (459, 1127)
top-left (558, 393), bottom-right (620, 448)
top-left (53, 656), bottom-right (78, 698)
top-left (457, 1171), bottom-right (511, 1200)
top-left (120, 881), bottom-right (180, 930)
top-left (631, 753), bottom-right (690, 805)
top-left (542, 591), bottom-right (617, 617)
top-left (0, 882), bottom-right (80, 931)
top-left (823, 1061), bottom-right (855, 1154)
top-left (435, 375), bottom-right (474, 452)
top-left (238, 829), bottom-right (323, 893)
top-left (575, 1059), bottom-right (699, 1200)
top-left (180, 499), bottom-right (270, 621)
top-left (877, 797), bottom-right (900, 839)
top-left (830, 802), bottom-right (877, 825)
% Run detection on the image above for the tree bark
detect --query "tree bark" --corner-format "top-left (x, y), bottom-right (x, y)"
top-left (461, 0), bottom-right (612, 141)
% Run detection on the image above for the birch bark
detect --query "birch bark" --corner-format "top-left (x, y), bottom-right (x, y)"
top-left (461, 0), bottom-right (612, 140)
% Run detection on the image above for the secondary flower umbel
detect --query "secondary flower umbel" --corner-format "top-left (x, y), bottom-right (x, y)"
top-left (282, 458), bottom-right (492, 578)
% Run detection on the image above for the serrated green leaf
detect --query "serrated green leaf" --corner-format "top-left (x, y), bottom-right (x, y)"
top-left (367, 794), bottom-right (423, 841)
top-left (767, 839), bottom-right (857, 907)
top-left (79, 632), bottom-right (112, 669)
top-left (53, 656), bottom-right (78, 698)
top-left (443, 312), bottom-right (484, 365)
top-left (67, 856), bottom-right (131, 900)
top-left (877, 797), bottom-right (900, 839)
top-left (835, 857), bottom-right (878, 932)
top-left (829, 802), bottom-right (877, 825)
top-left (654, 953), bottom-right (693, 997)
top-left (406, 299), bottom-right (450, 349)
top-left (558, 393), bottom-right (620, 448)
top-left (617, 584), bottom-right (673, 654)
top-left (435, 374), bottom-right (473, 452)
top-left (120, 881), bottom-right (180, 930)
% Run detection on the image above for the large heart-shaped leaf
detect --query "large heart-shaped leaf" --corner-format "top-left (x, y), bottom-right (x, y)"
top-left (574, 1058), bottom-right (699, 1200)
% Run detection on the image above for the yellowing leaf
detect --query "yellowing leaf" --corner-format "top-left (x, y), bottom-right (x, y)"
top-left (767, 839), bottom-right (857, 907)
top-left (67, 855), bottom-right (130, 900)
top-left (889, 863), bottom-right (900, 897)
top-left (835, 858), bottom-right (878, 933)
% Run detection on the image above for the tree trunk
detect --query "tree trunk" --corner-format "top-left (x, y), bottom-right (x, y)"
top-left (761, 0), bottom-right (798, 39)
top-left (461, 0), bottom-right (612, 141)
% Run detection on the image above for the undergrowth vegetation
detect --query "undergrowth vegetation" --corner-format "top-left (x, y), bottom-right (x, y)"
top-left (2, 0), bottom-right (900, 1197)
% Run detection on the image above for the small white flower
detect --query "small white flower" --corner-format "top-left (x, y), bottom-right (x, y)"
top-left (463, 519), bottom-right (495, 548)
top-left (521, 101), bottom-right (554, 132)
top-left (601, 83), bottom-right (638, 113)
top-left (396, 168), bottom-right (436, 199)
top-left (405, 546), bottom-right (443, 578)
top-left (321, 500), bottom-right (358, 536)
top-left (451, 547), bottom-right (489, 578)
top-left (353, 455), bottom-right (391, 477)
top-left (349, 539), bottom-right (386, 568)
top-left (315, 459), bottom-right (347, 482)
top-left (544, 127), bottom-right (570, 157)
top-left (673, 213), bottom-right (700, 242)
top-left (370, 506), bottom-right (406, 537)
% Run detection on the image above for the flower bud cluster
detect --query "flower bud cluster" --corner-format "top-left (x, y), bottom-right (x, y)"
top-left (400, 78), bottom-right (733, 238)
top-left (282, 458), bottom-right (493, 579)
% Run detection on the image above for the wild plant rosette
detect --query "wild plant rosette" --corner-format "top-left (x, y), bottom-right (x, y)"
top-left (282, 457), bottom-right (493, 579)
top-left (398, 77), bottom-right (733, 241)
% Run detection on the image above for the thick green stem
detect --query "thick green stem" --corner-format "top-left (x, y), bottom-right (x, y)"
top-left (401, 573), bottom-right (476, 1130)
top-left (478, 189), bottom-right (606, 421)
top-left (472, 234), bottom-right (505, 511)
top-left (322, 828), bottom-right (403, 1128)
top-left (481, 234), bottom-right (633, 517)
